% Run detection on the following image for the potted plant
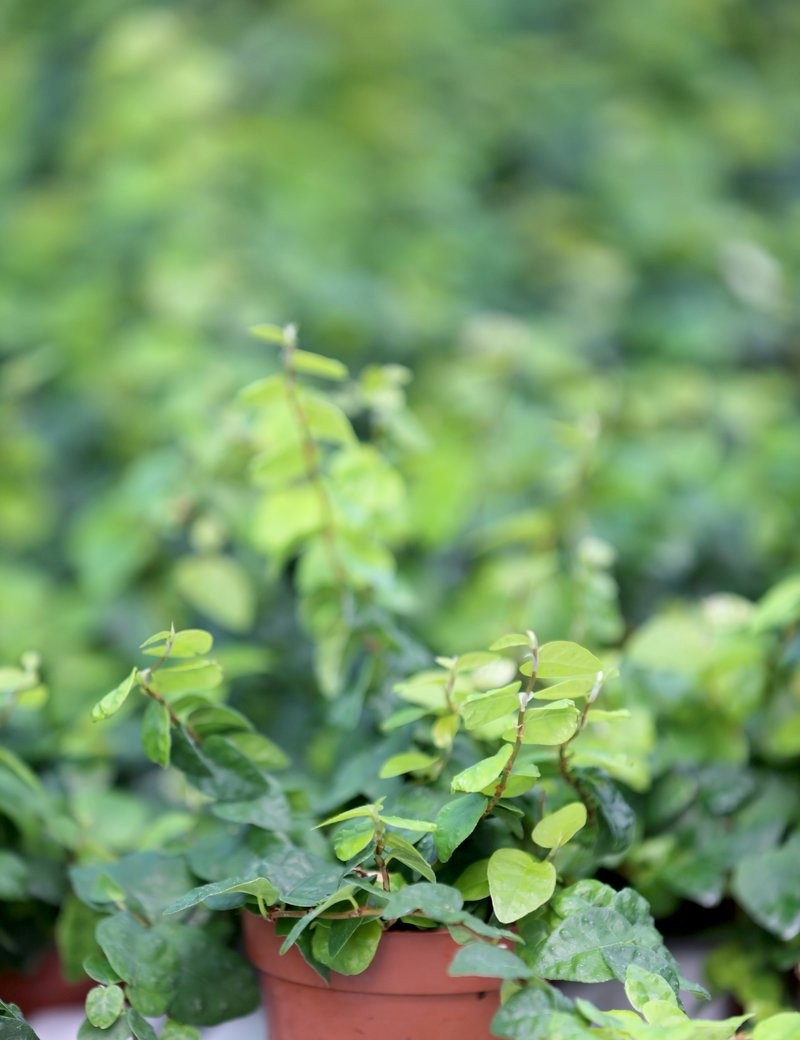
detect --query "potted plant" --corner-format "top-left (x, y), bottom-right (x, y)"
top-left (616, 578), bottom-right (800, 1019)
top-left (0, 653), bottom-right (195, 1017)
top-left (9, 328), bottom-right (798, 1040)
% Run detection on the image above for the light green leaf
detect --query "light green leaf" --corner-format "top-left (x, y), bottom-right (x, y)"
top-left (161, 1022), bottom-right (201, 1040)
top-left (753, 1013), bottom-right (800, 1040)
top-left (85, 986), bottom-right (124, 1030)
top-left (174, 556), bottom-right (256, 634)
top-left (148, 661), bottom-right (223, 695)
top-left (536, 642), bottom-right (603, 679)
top-left (532, 802), bottom-right (587, 850)
top-left (292, 350), bottom-right (349, 381)
top-left (461, 682), bottom-right (521, 729)
top-left (378, 751), bottom-right (439, 778)
top-left (140, 630), bottom-right (214, 658)
top-left (513, 702), bottom-right (580, 746)
top-left (752, 575), bottom-right (800, 632)
top-left (453, 859), bottom-right (490, 901)
top-left (451, 745), bottom-right (513, 793)
top-left (92, 668), bottom-right (137, 721)
top-left (248, 323), bottom-right (287, 345)
top-left (489, 633), bottom-right (534, 651)
top-left (533, 677), bottom-right (595, 700)
top-left (380, 814), bottom-right (437, 832)
top-left (333, 822), bottom-right (374, 861)
top-left (488, 850), bottom-right (556, 923)
top-left (316, 802), bottom-right (382, 828)
top-left (624, 965), bottom-right (679, 1014)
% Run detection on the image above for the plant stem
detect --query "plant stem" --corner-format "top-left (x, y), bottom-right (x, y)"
top-left (482, 667), bottom-right (536, 818)
top-left (557, 678), bottom-right (601, 823)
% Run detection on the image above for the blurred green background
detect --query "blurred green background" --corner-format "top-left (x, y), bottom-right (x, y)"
top-left (2, 0), bottom-right (799, 721)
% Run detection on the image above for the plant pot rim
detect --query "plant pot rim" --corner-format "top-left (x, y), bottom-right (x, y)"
top-left (242, 911), bottom-right (503, 997)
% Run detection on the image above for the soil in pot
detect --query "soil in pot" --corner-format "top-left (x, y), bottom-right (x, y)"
top-left (243, 914), bottom-right (502, 1040)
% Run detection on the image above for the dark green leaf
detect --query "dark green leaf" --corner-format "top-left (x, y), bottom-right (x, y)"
top-left (126, 1010), bottom-right (157, 1040)
top-left (141, 700), bottom-right (171, 768)
top-left (733, 835), bottom-right (800, 940)
top-left (434, 794), bottom-right (487, 863)
top-left (380, 883), bottom-right (464, 922)
top-left (448, 943), bottom-right (533, 979)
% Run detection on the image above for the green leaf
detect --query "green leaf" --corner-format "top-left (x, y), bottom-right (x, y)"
top-left (83, 953), bottom-right (122, 985)
top-left (532, 890), bottom-right (681, 994)
top-left (378, 751), bottom-right (438, 778)
top-left (72, 853), bottom-right (196, 921)
top-left (161, 923), bottom-right (260, 1026)
top-left (92, 668), bottom-right (137, 721)
top-left (733, 836), bottom-right (800, 940)
top-left (514, 702), bottom-right (580, 746)
top-left (161, 1023), bottom-right (201, 1040)
top-left (173, 556), bottom-right (256, 633)
top-left (488, 850), bottom-right (556, 923)
top-left (300, 390), bottom-right (356, 445)
top-left (380, 883), bottom-right (464, 922)
top-left (85, 986), bottom-right (124, 1030)
top-left (535, 642), bottom-right (602, 679)
top-left (380, 814), bottom-right (437, 833)
top-left (278, 884), bottom-right (359, 953)
top-left (453, 859), bottom-right (490, 902)
top-left (434, 795), bottom-right (487, 863)
top-left (0, 852), bottom-right (28, 899)
top-left (248, 323), bottom-right (287, 345)
top-left (380, 705), bottom-right (432, 731)
top-left (532, 802), bottom-right (587, 850)
top-left (311, 919), bottom-right (382, 975)
top-left (141, 700), bottom-right (171, 768)
top-left (292, 349), bottom-right (349, 381)
top-left (490, 984), bottom-right (584, 1040)
top-left (148, 661), bottom-right (223, 695)
top-left (624, 965), bottom-right (679, 1014)
top-left (753, 1013), bottom-right (800, 1040)
top-left (451, 745), bottom-right (513, 793)
top-left (332, 821), bottom-right (374, 861)
top-left (489, 633), bottom-right (534, 651)
top-left (382, 832), bottom-right (435, 881)
top-left (140, 630), bottom-right (214, 658)
top-left (162, 875), bottom-right (280, 916)
top-left (460, 682), bottom-right (521, 729)
top-left (449, 942), bottom-right (533, 980)
top-left (316, 802), bottom-right (382, 828)
top-left (533, 677), bottom-right (595, 700)
top-left (77, 1017), bottom-right (132, 1040)
top-left (752, 575), bottom-right (800, 632)
top-left (96, 913), bottom-right (179, 1016)
top-left (126, 1009), bottom-right (157, 1040)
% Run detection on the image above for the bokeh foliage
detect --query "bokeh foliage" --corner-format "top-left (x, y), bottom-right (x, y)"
top-left (1, 0), bottom-right (799, 734)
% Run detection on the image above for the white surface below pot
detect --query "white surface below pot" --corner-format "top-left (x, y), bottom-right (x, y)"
top-left (28, 1007), bottom-right (267, 1040)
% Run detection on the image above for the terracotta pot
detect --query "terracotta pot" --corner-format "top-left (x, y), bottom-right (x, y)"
top-left (243, 914), bottom-right (502, 1040)
top-left (0, 947), bottom-right (92, 1013)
